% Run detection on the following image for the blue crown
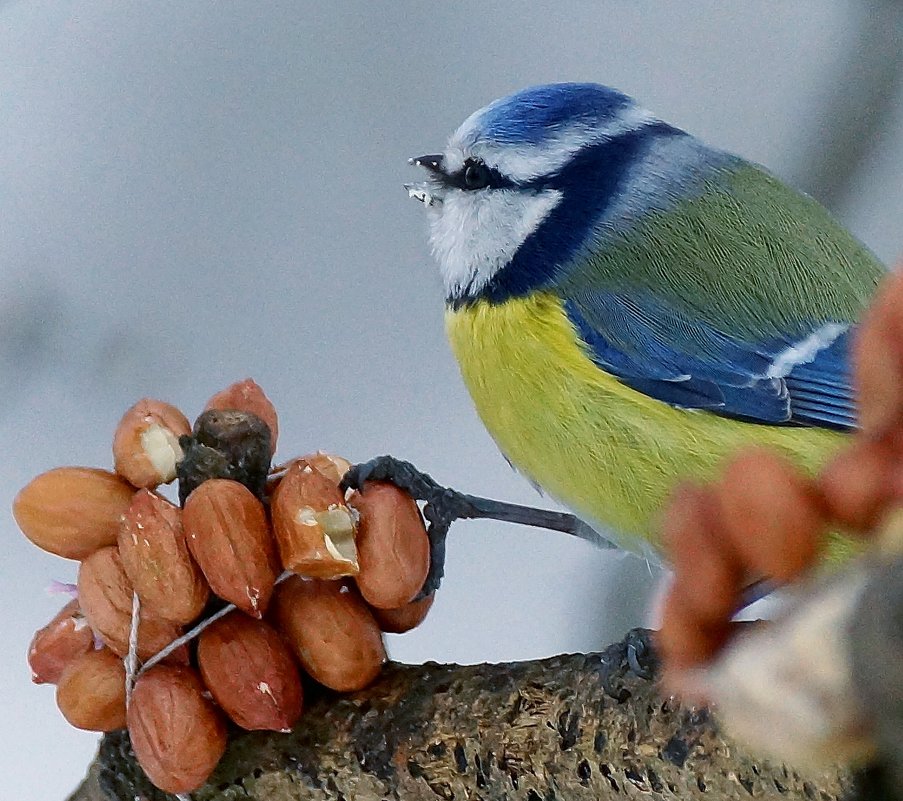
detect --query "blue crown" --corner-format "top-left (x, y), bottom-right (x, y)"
top-left (471, 83), bottom-right (634, 145)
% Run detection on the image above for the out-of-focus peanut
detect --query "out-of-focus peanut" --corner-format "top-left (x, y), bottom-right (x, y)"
top-left (661, 482), bottom-right (742, 625)
top-left (717, 448), bottom-right (826, 582)
top-left (854, 268), bottom-right (903, 436)
top-left (819, 439), bottom-right (895, 532)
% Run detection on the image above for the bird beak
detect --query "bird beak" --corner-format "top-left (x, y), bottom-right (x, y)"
top-left (405, 154), bottom-right (445, 207)
top-left (409, 154), bottom-right (444, 174)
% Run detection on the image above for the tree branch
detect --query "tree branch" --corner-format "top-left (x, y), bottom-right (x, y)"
top-left (67, 629), bottom-right (850, 801)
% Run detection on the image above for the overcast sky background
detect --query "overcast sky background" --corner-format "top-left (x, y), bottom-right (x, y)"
top-left (2, 3), bottom-right (903, 798)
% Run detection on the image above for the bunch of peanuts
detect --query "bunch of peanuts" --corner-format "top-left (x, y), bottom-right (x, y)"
top-left (17, 380), bottom-right (434, 794)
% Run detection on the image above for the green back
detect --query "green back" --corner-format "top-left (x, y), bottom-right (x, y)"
top-left (563, 163), bottom-right (885, 339)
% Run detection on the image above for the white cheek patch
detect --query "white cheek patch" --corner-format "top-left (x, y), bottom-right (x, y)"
top-left (428, 188), bottom-right (562, 300)
top-left (423, 98), bottom-right (658, 300)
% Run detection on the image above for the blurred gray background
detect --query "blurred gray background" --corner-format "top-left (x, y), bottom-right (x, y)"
top-left (3, 2), bottom-right (902, 798)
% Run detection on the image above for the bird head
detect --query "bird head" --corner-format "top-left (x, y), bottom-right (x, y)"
top-left (407, 83), bottom-right (661, 305)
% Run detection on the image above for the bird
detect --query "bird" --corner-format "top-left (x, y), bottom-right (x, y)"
top-left (400, 82), bottom-right (886, 561)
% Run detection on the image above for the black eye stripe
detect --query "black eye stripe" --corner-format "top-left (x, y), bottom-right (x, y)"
top-left (441, 158), bottom-right (512, 191)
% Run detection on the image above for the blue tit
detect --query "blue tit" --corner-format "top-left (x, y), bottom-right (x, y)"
top-left (406, 82), bottom-right (885, 559)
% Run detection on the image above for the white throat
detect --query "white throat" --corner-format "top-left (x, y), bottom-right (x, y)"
top-left (427, 187), bottom-right (562, 301)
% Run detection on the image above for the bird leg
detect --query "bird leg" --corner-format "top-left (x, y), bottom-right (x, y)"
top-left (341, 455), bottom-right (618, 597)
top-left (343, 456), bottom-right (776, 614)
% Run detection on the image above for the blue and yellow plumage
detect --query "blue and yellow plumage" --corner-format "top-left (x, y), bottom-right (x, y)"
top-left (408, 83), bottom-right (885, 555)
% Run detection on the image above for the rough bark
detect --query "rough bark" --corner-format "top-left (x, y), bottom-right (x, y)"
top-left (66, 629), bottom-right (850, 801)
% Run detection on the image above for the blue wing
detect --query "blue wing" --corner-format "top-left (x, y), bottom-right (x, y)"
top-left (564, 291), bottom-right (856, 430)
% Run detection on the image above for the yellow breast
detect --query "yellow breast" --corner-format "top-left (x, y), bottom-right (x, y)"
top-left (445, 291), bottom-right (844, 551)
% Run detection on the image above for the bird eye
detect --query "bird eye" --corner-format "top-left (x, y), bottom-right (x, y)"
top-left (463, 160), bottom-right (492, 190)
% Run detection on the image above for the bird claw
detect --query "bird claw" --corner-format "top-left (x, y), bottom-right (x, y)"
top-left (342, 456), bottom-right (470, 597)
top-left (342, 455), bottom-right (442, 498)
top-left (624, 628), bottom-right (656, 680)
top-left (597, 628), bottom-right (658, 701)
